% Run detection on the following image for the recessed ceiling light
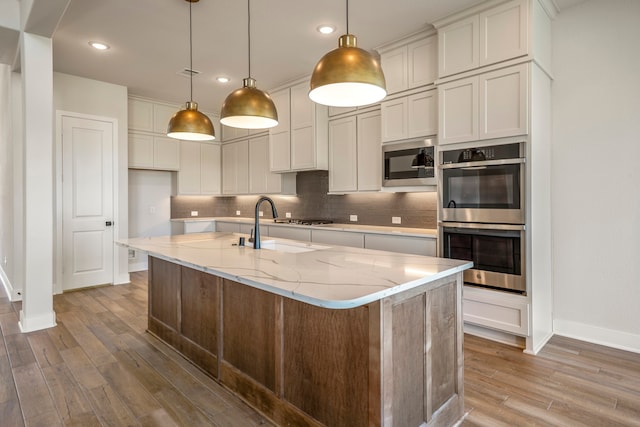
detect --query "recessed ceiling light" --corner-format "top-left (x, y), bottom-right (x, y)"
top-left (89, 41), bottom-right (110, 50)
top-left (317, 25), bottom-right (336, 35)
top-left (216, 76), bottom-right (230, 83)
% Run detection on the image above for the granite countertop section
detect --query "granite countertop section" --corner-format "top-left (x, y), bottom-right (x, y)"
top-left (118, 232), bottom-right (470, 309)
top-left (170, 216), bottom-right (437, 238)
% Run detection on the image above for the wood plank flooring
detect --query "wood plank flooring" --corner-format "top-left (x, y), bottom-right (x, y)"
top-left (0, 271), bottom-right (638, 426)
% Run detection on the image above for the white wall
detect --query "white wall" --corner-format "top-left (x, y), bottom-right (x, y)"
top-left (0, 64), bottom-right (13, 298)
top-left (53, 72), bottom-right (130, 286)
top-left (128, 170), bottom-right (174, 271)
top-left (551, 0), bottom-right (640, 352)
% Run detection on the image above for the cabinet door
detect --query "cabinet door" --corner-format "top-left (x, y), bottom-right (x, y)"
top-left (236, 140), bottom-right (249, 194)
top-left (269, 88), bottom-right (291, 172)
top-left (128, 99), bottom-right (154, 132)
top-left (250, 135), bottom-right (281, 194)
top-left (153, 136), bottom-right (180, 170)
top-left (380, 45), bottom-right (408, 95)
top-left (438, 15), bottom-right (479, 78)
top-left (201, 143), bottom-right (221, 195)
top-left (311, 229), bottom-right (364, 248)
top-left (479, 0), bottom-right (528, 67)
top-left (380, 97), bottom-right (407, 143)
top-left (408, 35), bottom-right (437, 88)
top-left (328, 116), bottom-right (357, 193)
top-left (268, 226), bottom-right (311, 242)
top-left (479, 64), bottom-right (528, 140)
top-left (364, 234), bottom-right (436, 256)
top-left (328, 106), bottom-right (357, 117)
top-left (438, 76), bottom-right (478, 145)
top-left (222, 125), bottom-right (249, 141)
top-left (215, 221), bottom-right (240, 233)
top-left (178, 141), bottom-right (202, 194)
top-left (357, 110), bottom-right (381, 191)
top-left (221, 143), bottom-right (237, 194)
top-left (153, 103), bottom-right (179, 134)
top-left (407, 90), bottom-right (437, 138)
top-left (290, 82), bottom-right (316, 170)
top-left (128, 133), bottom-right (154, 168)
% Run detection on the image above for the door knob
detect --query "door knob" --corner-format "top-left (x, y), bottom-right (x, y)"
top-left (106, 221), bottom-right (113, 226)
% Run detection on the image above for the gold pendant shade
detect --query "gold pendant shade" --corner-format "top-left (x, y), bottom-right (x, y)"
top-left (167, 0), bottom-right (215, 141)
top-left (220, 78), bottom-right (278, 129)
top-left (309, 34), bottom-right (386, 107)
top-left (167, 101), bottom-right (215, 141)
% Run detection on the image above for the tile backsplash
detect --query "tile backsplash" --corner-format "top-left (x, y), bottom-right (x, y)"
top-left (171, 171), bottom-right (437, 229)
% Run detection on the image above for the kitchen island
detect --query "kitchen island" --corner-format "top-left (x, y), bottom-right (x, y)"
top-left (118, 232), bottom-right (472, 427)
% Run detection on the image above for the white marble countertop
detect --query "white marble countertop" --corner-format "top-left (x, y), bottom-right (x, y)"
top-left (118, 232), bottom-right (470, 309)
top-left (170, 216), bottom-right (437, 238)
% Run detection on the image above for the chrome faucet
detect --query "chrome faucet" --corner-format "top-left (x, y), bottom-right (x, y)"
top-left (253, 196), bottom-right (278, 249)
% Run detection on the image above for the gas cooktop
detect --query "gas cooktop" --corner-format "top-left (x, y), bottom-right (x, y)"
top-left (273, 219), bottom-right (334, 226)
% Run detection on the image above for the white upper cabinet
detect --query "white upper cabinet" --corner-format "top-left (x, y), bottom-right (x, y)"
top-left (479, 0), bottom-right (528, 67)
top-left (177, 141), bottom-right (221, 195)
top-left (128, 98), bottom-right (154, 132)
top-left (378, 32), bottom-right (437, 95)
top-left (129, 133), bottom-right (180, 170)
top-left (329, 110), bottom-right (381, 193)
top-left (152, 103), bottom-right (179, 134)
top-left (439, 63), bottom-right (528, 145)
top-left (268, 79), bottom-right (328, 173)
top-left (381, 89), bottom-right (437, 143)
top-left (222, 125), bottom-right (249, 142)
top-left (222, 140), bottom-right (249, 195)
top-left (435, 0), bottom-right (529, 78)
top-left (438, 15), bottom-right (480, 78)
top-left (249, 135), bottom-right (295, 195)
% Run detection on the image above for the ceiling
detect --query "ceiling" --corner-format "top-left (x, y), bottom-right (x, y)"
top-left (47, 0), bottom-right (581, 115)
top-left (51, 0), bottom-right (489, 114)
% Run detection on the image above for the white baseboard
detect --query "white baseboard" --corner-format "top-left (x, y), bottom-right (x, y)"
top-left (464, 323), bottom-right (526, 348)
top-left (0, 265), bottom-right (22, 301)
top-left (554, 318), bottom-right (640, 354)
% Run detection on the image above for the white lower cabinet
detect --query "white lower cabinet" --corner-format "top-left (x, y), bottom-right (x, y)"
top-left (172, 221), bottom-right (215, 235)
top-left (268, 226), bottom-right (311, 242)
top-left (215, 221), bottom-right (240, 233)
top-left (463, 286), bottom-right (530, 336)
top-left (311, 229), bottom-right (364, 248)
top-left (364, 234), bottom-right (437, 256)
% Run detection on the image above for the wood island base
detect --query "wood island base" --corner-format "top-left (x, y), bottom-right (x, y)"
top-left (148, 256), bottom-right (464, 426)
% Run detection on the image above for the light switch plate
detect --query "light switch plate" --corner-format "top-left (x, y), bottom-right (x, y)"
top-left (191, 211), bottom-right (198, 217)
top-left (350, 214), bottom-right (358, 222)
top-left (392, 216), bottom-right (401, 224)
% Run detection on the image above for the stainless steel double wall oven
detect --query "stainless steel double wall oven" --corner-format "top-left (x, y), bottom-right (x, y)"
top-left (439, 142), bottom-right (526, 294)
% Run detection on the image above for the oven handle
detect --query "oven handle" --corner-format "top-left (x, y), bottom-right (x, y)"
top-left (439, 222), bottom-right (525, 231)
top-left (439, 157), bottom-right (525, 170)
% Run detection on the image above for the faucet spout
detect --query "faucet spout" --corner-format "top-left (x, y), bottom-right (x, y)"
top-left (254, 196), bottom-right (278, 249)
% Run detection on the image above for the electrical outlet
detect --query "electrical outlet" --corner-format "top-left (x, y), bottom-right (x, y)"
top-left (259, 211), bottom-right (264, 217)
top-left (236, 210), bottom-right (241, 216)
top-left (128, 249), bottom-right (136, 259)
top-left (350, 214), bottom-right (358, 222)
top-left (191, 211), bottom-right (198, 217)
top-left (285, 212), bottom-right (292, 218)
top-left (392, 216), bottom-right (401, 224)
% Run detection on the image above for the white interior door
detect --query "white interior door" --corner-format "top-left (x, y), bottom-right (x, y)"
top-left (62, 116), bottom-right (114, 291)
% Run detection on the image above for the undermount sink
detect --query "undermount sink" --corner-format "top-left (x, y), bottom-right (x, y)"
top-left (259, 241), bottom-right (330, 254)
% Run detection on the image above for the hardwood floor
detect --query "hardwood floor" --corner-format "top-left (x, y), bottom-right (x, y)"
top-left (1, 271), bottom-right (638, 426)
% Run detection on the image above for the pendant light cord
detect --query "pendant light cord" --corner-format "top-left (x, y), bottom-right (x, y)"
top-left (346, 0), bottom-right (349, 34)
top-left (189, 0), bottom-right (193, 101)
top-left (247, 0), bottom-right (251, 78)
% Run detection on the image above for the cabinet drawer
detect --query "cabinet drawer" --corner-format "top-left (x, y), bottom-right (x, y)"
top-left (215, 222), bottom-right (240, 233)
top-left (268, 227), bottom-right (311, 242)
top-left (463, 286), bottom-right (530, 336)
top-left (184, 222), bottom-right (215, 234)
top-left (311, 229), bottom-right (364, 248)
top-left (364, 234), bottom-right (436, 256)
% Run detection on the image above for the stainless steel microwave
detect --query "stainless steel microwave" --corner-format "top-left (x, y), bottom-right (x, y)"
top-left (382, 139), bottom-right (437, 187)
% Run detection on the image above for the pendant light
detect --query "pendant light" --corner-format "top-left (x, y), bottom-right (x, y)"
top-left (167, 0), bottom-right (215, 141)
top-left (309, 0), bottom-right (387, 107)
top-left (220, 0), bottom-right (278, 129)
